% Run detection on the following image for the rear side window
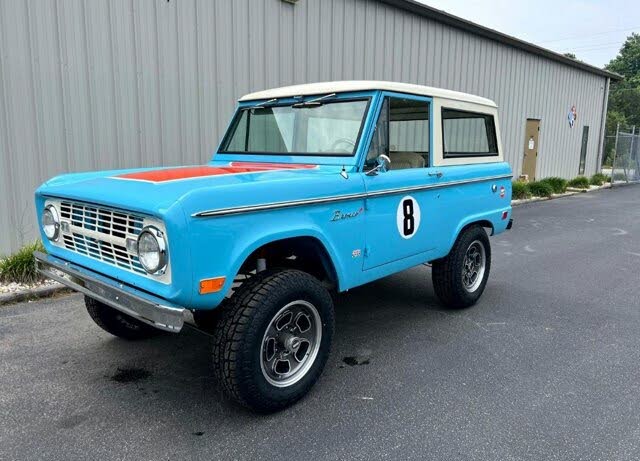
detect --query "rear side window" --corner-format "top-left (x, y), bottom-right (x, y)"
top-left (442, 108), bottom-right (498, 158)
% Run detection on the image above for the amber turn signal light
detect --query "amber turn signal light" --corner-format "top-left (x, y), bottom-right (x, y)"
top-left (199, 277), bottom-right (226, 294)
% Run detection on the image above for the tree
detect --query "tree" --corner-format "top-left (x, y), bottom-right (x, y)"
top-left (605, 33), bottom-right (640, 173)
top-left (605, 33), bottom-right (640, 129)
top-left (563, 52), bottom-right (577, 59)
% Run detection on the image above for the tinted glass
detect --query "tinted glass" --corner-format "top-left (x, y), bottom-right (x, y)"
top-left (442, 108), bottom-right (498, 157)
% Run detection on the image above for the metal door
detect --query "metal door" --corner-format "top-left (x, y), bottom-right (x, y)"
top-left (362, 93), bottom-right (438, 270)
top-left (522, 119), bottom-right (540, 180)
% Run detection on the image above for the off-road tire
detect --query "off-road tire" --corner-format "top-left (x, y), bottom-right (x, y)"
top-left (432, 225), bottom-right (491, 308)
top-left (212, 269), bottom-right (334, 413)
top-left (85, 296), bottom-right (162, 340)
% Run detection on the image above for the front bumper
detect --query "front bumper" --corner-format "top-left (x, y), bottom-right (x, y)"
top-left (35, 251), bottom-right (185, 332)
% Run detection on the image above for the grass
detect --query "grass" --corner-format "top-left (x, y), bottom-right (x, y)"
top-left (539, 177), bottom-right (568, 194)
top-left (590, 173), bottom-right (609, 186)
top-left (568, 176), bottom-right (590, 189)
top-left (511, 181), bottom-right (531, 200)
top-left (527, 181), bottom-right (554, 198)
top-left (0, 241), bottom-right (45, 284)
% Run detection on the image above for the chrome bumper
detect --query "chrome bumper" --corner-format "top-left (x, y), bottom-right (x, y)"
top-left (34, 251), bottom-right (185, 333)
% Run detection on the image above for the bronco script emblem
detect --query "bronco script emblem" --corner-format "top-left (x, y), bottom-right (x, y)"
top-left (331, 207), bottom-right (364, 222)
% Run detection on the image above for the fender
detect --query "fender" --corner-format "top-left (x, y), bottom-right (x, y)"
top-left (227, 226), bottom-right (347, 292)
top-left (445, 207), bottom-right (511, 255)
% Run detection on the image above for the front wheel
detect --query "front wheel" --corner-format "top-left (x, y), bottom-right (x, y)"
top-left (432, 225), bottom-right (491, 308)
top-left (212, 269), bottom-right (334, 413)
top-left (85, 296), bottom-right (162, 340)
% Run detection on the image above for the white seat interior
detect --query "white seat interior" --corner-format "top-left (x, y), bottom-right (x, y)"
top-left (389, 152), bottom-right (426, 170)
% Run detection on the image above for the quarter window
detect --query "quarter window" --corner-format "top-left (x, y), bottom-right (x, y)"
top-left (442, 108), bottom-right (498, 158)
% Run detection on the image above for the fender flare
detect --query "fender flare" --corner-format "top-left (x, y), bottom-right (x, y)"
top-left (445, 212), bottom-right (497, 255)
top-left (228, 227), bottom-right (347, 291)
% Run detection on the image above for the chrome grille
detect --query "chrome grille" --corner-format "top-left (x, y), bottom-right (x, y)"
top-left (62, 233), bottom-right (146, 275)
top-left (60, 201), bottom-right (144, 238)
top-left (50, 199), bottom-right (168, 281)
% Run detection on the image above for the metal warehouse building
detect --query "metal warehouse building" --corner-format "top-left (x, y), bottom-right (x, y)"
top-left (0, 0), bottom-right (620, 254)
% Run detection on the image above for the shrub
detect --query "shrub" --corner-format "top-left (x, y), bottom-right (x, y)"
top-left (539, 177), bottom-right (568, 194)
top-left (528, 181), bottom-right (554, 198)
top-left (568, 176), bottom-right (590, 189)
top-left (511, 181), bottom-right (531, 200)
top-left (613, 172), bottom-right (627, 182)
top-left (0, 241), bottom-right (45, 284)
top-left (590, 173), bottom-right (608, 186)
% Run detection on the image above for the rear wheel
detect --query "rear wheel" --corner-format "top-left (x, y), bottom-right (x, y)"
top-left (432, 225), bottom-right (491, 308)
top-left (212, 269), bottom-right (334, 413)
top-left (85, 296), bottom-right (161, 340)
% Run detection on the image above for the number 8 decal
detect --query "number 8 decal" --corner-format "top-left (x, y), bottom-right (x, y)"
top-left (396, 195), bottom-right (421, 239)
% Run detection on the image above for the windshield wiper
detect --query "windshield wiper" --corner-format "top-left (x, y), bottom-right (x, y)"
top-left (292, 93), bottom-right (336, 109)
top-left (247, 98), bottom-right (278, 110)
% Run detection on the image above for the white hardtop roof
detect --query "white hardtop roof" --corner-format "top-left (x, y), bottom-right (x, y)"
top-left (240, 80), bottom-right (497, 107)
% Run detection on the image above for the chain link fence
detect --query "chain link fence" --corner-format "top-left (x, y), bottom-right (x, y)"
top-left (602, 125), bottom-right (640, 185)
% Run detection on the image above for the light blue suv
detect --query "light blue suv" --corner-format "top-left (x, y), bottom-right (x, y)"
top-left (35, 81), bottom-right (512, 412)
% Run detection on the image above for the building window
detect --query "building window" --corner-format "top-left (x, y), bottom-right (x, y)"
top-left (442, 108), bottom-right (498, 158)
top-left (579, 126), bottom-right (589, 175)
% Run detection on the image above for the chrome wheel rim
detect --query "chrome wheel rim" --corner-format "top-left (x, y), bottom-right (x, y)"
top-left (260, 300), bottom-right (322, 388)
top-left (462, 240), bottom-right (486, 293)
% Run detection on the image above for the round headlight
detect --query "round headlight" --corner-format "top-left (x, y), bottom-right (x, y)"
top-left (137, 227), bottom-right (167, 274)
top-left (42, 205), bottom-right (60, 241)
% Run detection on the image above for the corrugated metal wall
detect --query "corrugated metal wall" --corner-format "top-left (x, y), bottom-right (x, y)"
top-left (0, 0), bottom-right (609, 255)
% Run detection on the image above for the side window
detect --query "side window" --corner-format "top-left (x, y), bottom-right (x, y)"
top-left (442, 108), bottom-right (498, 158)
top-left (366, 97), bottom-right (430, 170)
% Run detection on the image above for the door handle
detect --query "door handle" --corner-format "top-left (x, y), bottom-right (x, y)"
top-left (428, 171), bottom-right (443, 178)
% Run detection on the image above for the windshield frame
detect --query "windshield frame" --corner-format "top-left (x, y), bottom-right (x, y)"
top-left (218, 94), bottom-right (372, 158)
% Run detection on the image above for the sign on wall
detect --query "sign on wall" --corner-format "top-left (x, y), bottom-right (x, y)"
top-left (568, 105), bottom-right (577, 128)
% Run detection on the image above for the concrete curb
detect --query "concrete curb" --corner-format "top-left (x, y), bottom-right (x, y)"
top-left (0, 282), bottom-right (70, 306)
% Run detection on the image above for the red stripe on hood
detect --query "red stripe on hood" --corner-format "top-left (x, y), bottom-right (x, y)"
top-left (115, 163), bottom-right (317, 183)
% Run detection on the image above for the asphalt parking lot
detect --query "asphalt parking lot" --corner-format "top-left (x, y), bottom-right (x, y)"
top-left (2, 185), bottom-right (640, 461)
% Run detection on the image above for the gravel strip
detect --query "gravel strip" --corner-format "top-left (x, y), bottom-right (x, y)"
top-left (0, 279), bottom-right (59, 295)
top-left (0, 279), bottom-right (69, 306)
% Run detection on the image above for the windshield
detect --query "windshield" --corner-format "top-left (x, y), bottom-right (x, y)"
top-left (220, 98), bottom-right (369, 156)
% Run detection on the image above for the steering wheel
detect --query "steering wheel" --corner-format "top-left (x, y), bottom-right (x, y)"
top-left (329, 138), bottom-right (356, 153)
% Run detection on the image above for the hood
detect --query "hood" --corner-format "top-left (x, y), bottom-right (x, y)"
top-left (37, 161), bottom-right (352, 217)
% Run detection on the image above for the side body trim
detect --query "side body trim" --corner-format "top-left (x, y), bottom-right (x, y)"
top-left (192, 173), bottom-right (513, 218)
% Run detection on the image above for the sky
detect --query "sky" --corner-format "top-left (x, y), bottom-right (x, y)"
top-left (417, 0), bottom-right (640, 68)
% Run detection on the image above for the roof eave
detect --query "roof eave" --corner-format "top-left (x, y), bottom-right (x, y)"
top-left (380, 0), bottom-right (623, 81)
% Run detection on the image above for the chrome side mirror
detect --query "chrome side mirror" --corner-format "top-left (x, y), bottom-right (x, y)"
top-left (365, 154), bottom-right (391, 176)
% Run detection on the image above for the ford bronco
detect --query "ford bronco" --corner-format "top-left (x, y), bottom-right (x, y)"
top-left (35, 81), bottom-right (512, 412)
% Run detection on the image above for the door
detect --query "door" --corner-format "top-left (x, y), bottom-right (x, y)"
top-left (362, 93), bottom-right (439, 270)
top-left (522, 119), bottom-right (540, 180)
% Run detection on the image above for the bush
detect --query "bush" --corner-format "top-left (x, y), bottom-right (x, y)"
top-left (528, 181), bottom-right (554, 198)
top-left (568, 176), bottom-right (590, 189)
top-left (539, 177), bottom-right (568, 194)
top-left (613, 172), bottom-right (627, 182)
top-left (0, 241), bottom-right (45, 284)
top-left (590, 173), bottom-right (608, 186)
top-left (512, 181), bottom-right (531, 200)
